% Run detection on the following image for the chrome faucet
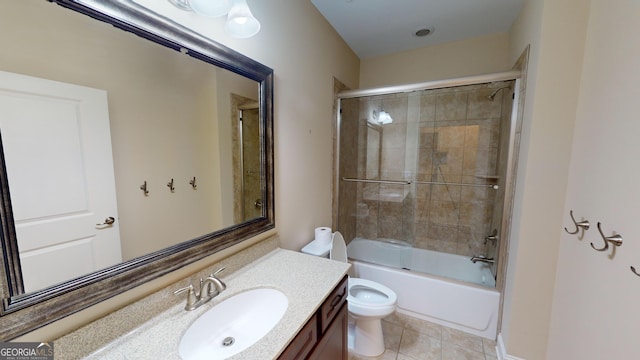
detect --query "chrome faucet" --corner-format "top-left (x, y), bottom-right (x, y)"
top-left (174, 267), bottom-right (226, 311)
top-left (470, 255), bottom-right (495, 264)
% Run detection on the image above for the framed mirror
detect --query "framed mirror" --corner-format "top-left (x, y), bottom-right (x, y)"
top-left (0, 0), bottom-right (274, 340)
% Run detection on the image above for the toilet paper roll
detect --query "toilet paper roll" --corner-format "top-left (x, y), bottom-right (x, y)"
top-left (315, 227), bottom-right (332, 245)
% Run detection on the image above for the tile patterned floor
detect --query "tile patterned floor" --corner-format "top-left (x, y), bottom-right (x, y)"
top-left (348, 312), bottom-right (498, 360)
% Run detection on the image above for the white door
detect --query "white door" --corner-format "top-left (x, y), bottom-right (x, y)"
top-left (0, 70), bottom-right (122, 293)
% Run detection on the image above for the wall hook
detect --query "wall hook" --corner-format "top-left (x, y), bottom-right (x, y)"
top-left (631, 266), bottom-right (640, 277)
top-left (189, 177), bottom-right (197, 190)
top-left (590, 222), bottom-right (623, 252)
top-left (564, 210), bottom-right (590, 234)
top-left (167, 178), bottom-right (175, 192)
top-left (140, 181), bottom-right (149, 196)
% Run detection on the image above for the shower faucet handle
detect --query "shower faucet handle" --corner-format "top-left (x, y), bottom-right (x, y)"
top-left (484, 235), bottom-right (498, 244)
top-left (484, 229), bottom-right (498, 245)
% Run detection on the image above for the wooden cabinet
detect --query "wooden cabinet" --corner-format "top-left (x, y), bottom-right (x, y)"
top-left (278, 313), bottom-right (318, 360)
top-left (308, 303), bottom-right (347, 360)
top-left (279, 275), bottom-right (348, 360)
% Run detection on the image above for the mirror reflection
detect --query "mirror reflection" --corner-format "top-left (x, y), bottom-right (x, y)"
top-left (0, 0), bottom-right (262, 293)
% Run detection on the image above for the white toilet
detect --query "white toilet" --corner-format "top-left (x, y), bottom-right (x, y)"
top-left (330, 232), bottom-right (397, 357)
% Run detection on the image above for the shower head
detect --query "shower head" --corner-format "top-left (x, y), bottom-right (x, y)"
top-left (488, 86), bottom-right (511, 101)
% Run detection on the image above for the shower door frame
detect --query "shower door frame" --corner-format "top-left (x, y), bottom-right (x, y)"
top-left (333, 70), bottom-right (523, 292)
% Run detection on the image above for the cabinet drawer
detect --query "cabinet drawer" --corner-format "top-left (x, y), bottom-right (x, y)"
top-left (319, 275), bottom-right (348, 333)
top-left (278, 314), bottom-right (318, 360)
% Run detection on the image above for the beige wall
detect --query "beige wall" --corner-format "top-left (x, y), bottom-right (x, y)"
top-left (500, 0), bottom-right (590, 358)
top-left (359, 33), bottom-right (511, 88)
top-left (13, 0), bottom-right (359, 341)
top-left (547, 1), bottom-right (640, 358)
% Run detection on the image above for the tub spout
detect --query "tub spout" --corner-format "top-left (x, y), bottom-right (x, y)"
top-left (470, 255), bottom-right (495, 264)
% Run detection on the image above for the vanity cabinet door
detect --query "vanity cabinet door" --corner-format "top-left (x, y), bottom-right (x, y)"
top-left (278, 275), bottom-right (348, 360)
top-left (308, 302), bottom-right (348, 360)
top-left (278, 312), bottom-right (318, 360)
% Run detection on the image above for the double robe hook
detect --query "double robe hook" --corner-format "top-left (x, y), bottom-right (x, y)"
top-left (565, 211), bottom-right (638, 277)
top-left (140, 181), bottom-right (149, 196)
top-left (590, 222), bottom-right (623, 252)
top-left (564, 210), bottom-right (590, 234)
top-left (141, 177), bottom-right (197, 195)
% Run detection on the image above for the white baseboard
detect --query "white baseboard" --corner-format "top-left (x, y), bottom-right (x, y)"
top-left (496, 333), bottom-right (526, 360)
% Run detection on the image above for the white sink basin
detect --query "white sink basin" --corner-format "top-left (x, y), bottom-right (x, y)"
top-left (178, 288), bottom-right (288, 360)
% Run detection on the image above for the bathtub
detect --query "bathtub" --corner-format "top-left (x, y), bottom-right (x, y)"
top-left (347, 238), bottom-right (500, 339)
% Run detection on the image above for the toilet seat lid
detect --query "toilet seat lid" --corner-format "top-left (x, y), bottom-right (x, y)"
top-left (330, 231), bottom-right (348, 263)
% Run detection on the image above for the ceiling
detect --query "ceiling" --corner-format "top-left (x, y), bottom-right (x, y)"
top-left (310, 0), bottom-right (525, 59)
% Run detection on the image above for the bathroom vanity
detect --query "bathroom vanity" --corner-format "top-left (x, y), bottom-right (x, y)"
top-left (53, 241), bottom-right (350, 359)
top-left (279, 276), bottom-right (348, 359)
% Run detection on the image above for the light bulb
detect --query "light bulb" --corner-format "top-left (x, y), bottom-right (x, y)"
top-left (225, 0), bottom-right (260, 38)
top-left (234, 16), bottom-right (248, 25)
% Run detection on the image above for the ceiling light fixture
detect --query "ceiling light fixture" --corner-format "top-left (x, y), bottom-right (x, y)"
top-left (168, 0), bottom-right (261, 38)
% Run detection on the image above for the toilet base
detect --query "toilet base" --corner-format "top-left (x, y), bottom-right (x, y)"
top-left (347, 317), bottom-right (385, 357)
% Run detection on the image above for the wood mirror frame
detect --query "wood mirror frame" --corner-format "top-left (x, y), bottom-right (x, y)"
top-left (0, 0), bottom-right (274, 340)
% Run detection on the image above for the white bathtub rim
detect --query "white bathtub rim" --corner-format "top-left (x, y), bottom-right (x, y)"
top-left (348, 256), bottom-right (498, 292)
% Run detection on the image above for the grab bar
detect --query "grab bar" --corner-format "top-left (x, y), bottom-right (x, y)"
top-left (342, 178), bottom-right (411, 185)
top-left (414, 181), bottom-right (499, 190)
top-left (341, 177), bottom-right (499, 189)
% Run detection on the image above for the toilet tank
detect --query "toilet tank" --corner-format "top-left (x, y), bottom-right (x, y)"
top-left (301, 239), bottom-right (331, 258)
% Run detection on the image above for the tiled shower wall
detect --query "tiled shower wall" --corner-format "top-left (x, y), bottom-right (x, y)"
top-left (338, 81), bottom-right (513, 257)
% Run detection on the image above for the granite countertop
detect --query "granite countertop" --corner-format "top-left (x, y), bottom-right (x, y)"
top-left (73, 249), bottom-right (349, 359)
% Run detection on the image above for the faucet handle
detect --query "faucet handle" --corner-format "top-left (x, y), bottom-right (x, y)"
top-left (209, 267), bottom-right (227, 292)
top-left (174, 284), bottom-right (198, 311)
top-left (208, 266), bottom-right (227, 294)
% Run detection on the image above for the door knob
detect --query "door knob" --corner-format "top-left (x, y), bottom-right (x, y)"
top-left (96, 217), bottom-right (115, 226)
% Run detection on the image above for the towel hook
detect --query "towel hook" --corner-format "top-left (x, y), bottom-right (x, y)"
top-left (631, 266), bottom-right (640, 277)
top-left (189, 177), bottom-right (197, 190)
top-left (140, 181), bottom-right (149, 196)
top-left (564, 210), bottom-right (590, 235)
top-left (167, 178), bottom-right (175, 192)
top-left (590, 222), bottom-right (623, 252)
